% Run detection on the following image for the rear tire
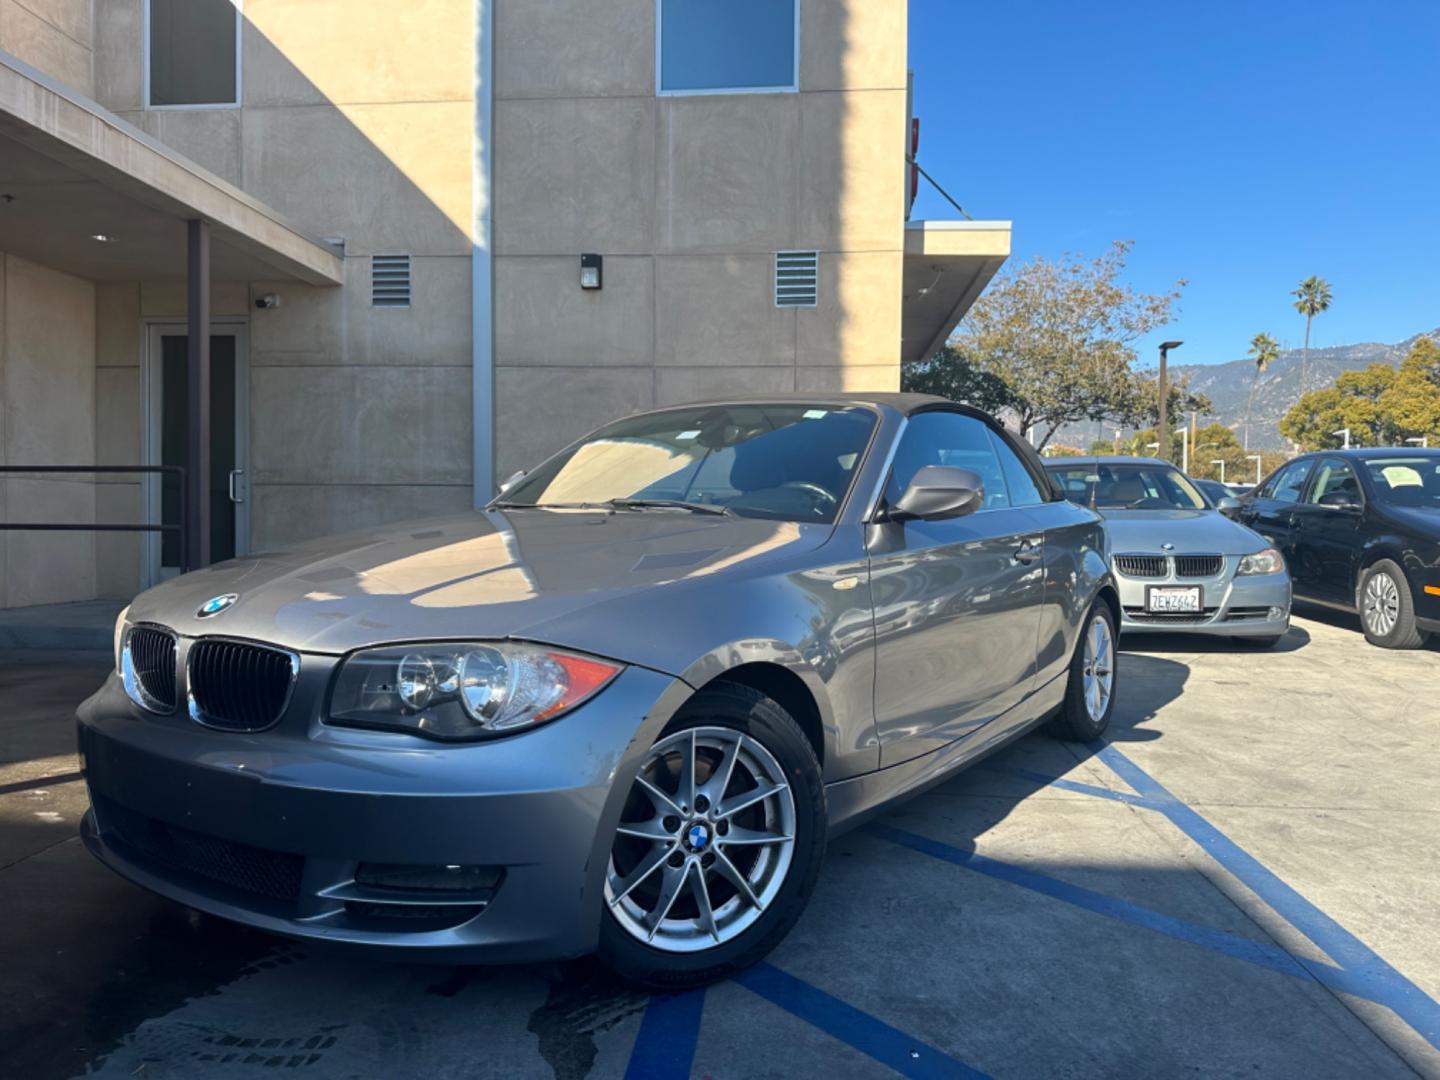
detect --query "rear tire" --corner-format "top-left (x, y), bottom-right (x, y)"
top-left (597, 684), bottom-right (825, 989)
top-left (1049, 601), bottom-right (1118, 742)
top-left (1358, 560), bottom-right (1428, 650)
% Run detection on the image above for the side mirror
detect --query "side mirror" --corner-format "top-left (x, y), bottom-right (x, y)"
top-left (887, 466), bottom-right (984, 522)
top-left (1216, 495), bottom-right (1241, 515)
top-left (498, 469), bottom-right (527, 494)
top-left (1317, 491), bottom-right (1360, 511)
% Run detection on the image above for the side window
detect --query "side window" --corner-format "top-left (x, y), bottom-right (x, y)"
top-left (988, 430), bottom-right (1046, 507)
top-left (1308, 460), bottom-right (1359, 505)
top-left (1270, 460), bottom-right (1314, 504)
top-left (884, 412), bottom-right (1011, 511)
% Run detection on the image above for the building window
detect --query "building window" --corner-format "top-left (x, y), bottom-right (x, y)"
top-left (658, 0), bottom-right (799, 95)
top-left (146, 0), bottom-right (241, 108)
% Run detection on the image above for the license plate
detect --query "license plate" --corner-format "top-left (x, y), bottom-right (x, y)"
top-left (1147, 586), bottom-right (1201, 613)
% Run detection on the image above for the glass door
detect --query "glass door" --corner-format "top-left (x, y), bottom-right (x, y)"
top-left (144, 324), bottom-right (249, 583)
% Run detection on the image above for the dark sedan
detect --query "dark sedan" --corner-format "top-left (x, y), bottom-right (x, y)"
top-left (1235, 449), bottom-right (1440, 648)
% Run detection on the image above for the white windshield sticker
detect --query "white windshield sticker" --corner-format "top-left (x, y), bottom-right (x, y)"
top-left (803, 409), bottom-right (829, 419)
top-left (676, 430), bottom-right (700, 441)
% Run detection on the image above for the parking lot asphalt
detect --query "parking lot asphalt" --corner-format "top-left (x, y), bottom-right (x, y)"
top-left (2, 607), bottom-right (1437, 1079)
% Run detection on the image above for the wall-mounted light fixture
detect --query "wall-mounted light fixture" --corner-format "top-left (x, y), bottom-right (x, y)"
top-left (580, 253), bottom-right (603, 290)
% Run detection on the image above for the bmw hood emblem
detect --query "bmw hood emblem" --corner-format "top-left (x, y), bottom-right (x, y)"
top-left (687, 824), bottom-right (710, 850)
top-left (197, 593), bottom-right (238, 618)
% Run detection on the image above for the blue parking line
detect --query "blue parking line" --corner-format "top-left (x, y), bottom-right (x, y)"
top-left (625, 989), bottom-right (706, 1080)
top-left (868, 824), bottom-right (1317, 981)
top-left (983, 762), bottom-right (1153, 807)
top-left (735, 963), bottom-right (992, 1079)
top-left (1092, 742), bottom-right (1440, 1053)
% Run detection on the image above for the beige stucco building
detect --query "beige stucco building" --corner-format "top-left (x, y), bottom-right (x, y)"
top-left (0, 0), bottom-right (1009, 610)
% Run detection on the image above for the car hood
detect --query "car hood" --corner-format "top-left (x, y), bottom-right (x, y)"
top-left (1097, 508), bottom-right (1266, 555)
top-left (126, 509), bottom-right (827, 657)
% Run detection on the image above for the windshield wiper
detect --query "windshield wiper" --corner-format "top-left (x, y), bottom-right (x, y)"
top-left (606, 498), bottom-right (731, 516)
top-left (489, 501), bottom-right (608, 510)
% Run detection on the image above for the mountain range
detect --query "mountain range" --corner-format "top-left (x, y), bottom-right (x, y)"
top-left (1168, 329), bottom-right (1440, 449)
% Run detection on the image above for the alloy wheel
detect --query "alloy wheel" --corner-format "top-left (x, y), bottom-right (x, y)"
top-left (606, 726), bottom-right (796, 953)
top-left (1364, 572), bottom-right (1400, 638)
top-left (1082, 613), bottom-right (1115, 723)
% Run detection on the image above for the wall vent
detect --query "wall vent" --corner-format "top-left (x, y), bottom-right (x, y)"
top-left (371, 254), bottom-right (411, 308)
top-left (774, 250), bottom-right (818, 308)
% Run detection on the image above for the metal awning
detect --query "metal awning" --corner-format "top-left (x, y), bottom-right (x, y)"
top-left (901, 220), bottom-right (1011, 364)
top-left (0, 50), bottom-right (343, 285)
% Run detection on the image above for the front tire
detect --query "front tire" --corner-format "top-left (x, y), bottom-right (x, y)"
top-left (597, 684), bottom-right (825, 988)
top-left (1359, 560), bottom-right (1428, 649)
top-left (1049, 601), bottom-right (1118, 741)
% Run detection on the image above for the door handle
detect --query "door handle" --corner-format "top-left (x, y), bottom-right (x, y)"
top-left (1014, 538), bottom-right (1043, 564)
top-left (228, 469), bottom-right (245, 504)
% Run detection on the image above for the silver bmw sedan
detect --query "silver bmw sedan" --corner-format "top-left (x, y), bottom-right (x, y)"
top-left (1044, 456), bottom-right (1292, 646)
top-left (80, 395), bottom-right (1117, 987)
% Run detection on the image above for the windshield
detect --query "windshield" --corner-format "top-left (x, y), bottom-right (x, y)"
top-left (1046, 463), bottom-right (1208, 510)
top-left (1362, 457), bottom-right (1440, 510)
top-left (496, 403), bottom-right (877, 523)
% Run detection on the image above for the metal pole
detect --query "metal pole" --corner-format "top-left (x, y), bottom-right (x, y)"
top-left (1211, 459), bottom-right (1225, 483)
top-left (1157, 350), bottom-right (1169, 462)
top-left (186, 219), bottom-right (212, 571)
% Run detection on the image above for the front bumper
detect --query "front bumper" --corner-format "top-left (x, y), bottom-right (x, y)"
top-left (77, 661), bottom-right (689, 963)
top-left (1114, 560), bottom-right (1292, 637)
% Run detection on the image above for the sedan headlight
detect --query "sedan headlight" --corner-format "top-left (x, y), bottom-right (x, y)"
top-left (328, 643), bottom-right (622, 741)
top-left (1236, 548), bottom-right (1284, 576)
top-left (113, 605), bottom-right (130, 670)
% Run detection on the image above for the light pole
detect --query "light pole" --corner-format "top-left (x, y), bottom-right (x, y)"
top-left (1247, 454), bottom-right (1263, 485)
top-left (1210, 459), bottom-right (1226, 483)
top-left (1157, 340), bottom-right (1183, 463)
top-left (1332, 427), bottom-right (1351, 449)
top-left (1404, 436), bottom-right (1430, 449)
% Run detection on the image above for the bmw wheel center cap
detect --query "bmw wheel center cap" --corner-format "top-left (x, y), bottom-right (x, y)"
top-left (197, 593), bottom-right (238, 618)
top-left (687, 823), bottom-right (710, 850)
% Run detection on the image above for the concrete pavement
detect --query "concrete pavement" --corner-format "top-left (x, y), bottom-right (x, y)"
top-left (1, 608), bottom-right (1436, 1078)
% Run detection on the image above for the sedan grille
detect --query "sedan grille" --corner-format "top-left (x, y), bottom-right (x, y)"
top-left (1174, 555), bottom-right (1223, 578)
top-left (187, 639), bottom-right (296, 732)
top-left (1114, 554), bottom-right (1168, 578)
top-left (127, 626), bottom-right (177, 710)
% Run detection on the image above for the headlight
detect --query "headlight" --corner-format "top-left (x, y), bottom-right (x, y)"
top-left (113, 605), bottom-right (130, 670)
top-left (1236, 548), bottom-right (1284, 576)
top-left (328, 642), bottom-right (622, 740)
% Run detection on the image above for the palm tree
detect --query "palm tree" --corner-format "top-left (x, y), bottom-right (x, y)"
top-left (1292, 276), bottom-right (1333, 392)
top-left (1245, 331), bottom-right (1280, 449)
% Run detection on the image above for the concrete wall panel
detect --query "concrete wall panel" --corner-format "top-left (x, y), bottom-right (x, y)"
top-left (796, 252), bottom-right (902, 369)
top-left (800, 90), bottom-right (907, 252)
top-left (799, 0), bottom-right (906, 92)
top-left (657, 95), bottom-right (800, 254)
top-left (92, 0), bottom-right (141, 111)
top-left (242, 103), bottom-right (473, 257)
top-left (0, 0), bottom-right (93, 95)
top-left (250, 365), bottom-right (472, 487)
top-left (494, 97), bottom-right (656, 255)
top-left (797, 364), bottom-right (899, 392)
top-left (495, 0), bottom-right (653, 99)
top-left (95, 283), bottom-right (141, 368)
top-left (654, 255), bottom-right (795, 368)
top-left (242, 0), bottom-right (473, 108)
top-left (251, 482), bottom-right (473, 551)
top-left (495, 256), bottom-right (654, 367)
top-left (655, 365), bottom-right (795, 408)
top-left (494, 367), bottom-right (654, 479)
top-left (155, 109), bottom-right (244, 187)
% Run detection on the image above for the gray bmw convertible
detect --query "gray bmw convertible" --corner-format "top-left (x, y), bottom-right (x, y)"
top-left (80, 395), bottom-right (1117, 986)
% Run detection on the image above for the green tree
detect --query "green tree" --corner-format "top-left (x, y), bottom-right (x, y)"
top-left (1244, 332), bottom-right (1280, 450)
top-left (1279, 338), bottom-right (1440, 449)
top-left (903, 241), bottom-right (1185, 449)
top-left (1292, 276), bottom-right (1333, 393)
top-left (903, 345), bottom-right (1018, 415)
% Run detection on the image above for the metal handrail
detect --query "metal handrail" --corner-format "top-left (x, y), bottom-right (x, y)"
top-left (0, 465), bottom-right (191, 571)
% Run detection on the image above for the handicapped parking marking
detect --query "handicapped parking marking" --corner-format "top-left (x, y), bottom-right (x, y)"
top-left (624, 741), bottom-right (1440, 1077)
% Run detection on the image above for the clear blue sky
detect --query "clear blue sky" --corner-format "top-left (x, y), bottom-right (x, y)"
top-left (907, 0), bottom-right (1440, 367)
